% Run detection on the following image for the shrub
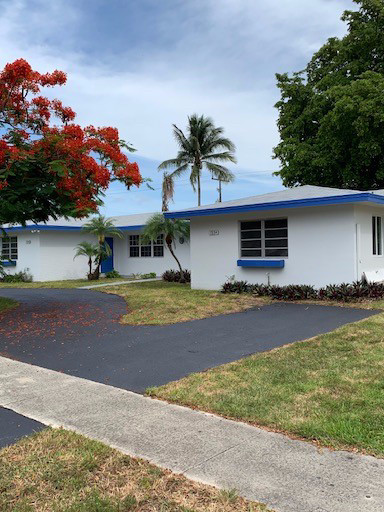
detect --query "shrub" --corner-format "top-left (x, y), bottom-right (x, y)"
top-left (221, 280), bottom-right (250, 294)
top-left (0, 270), bottom-right (33, 283)
top-left (221, 278), bottom-right (384, 302)
top-left (140, 272), bottom-right (157, 279)
top-left (162, 269), bottom-right (191, 283)
top-left (105, 270), bottom-right (121, 278)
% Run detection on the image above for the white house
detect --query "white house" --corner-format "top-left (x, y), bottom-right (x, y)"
top-left (1, 213), bottom-right (190, 281)
top-left (165, 185), bottom-right (384, 290)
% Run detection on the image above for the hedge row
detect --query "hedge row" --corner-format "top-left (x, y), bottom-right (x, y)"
top-left (221, 279), bottom-right (384, 302)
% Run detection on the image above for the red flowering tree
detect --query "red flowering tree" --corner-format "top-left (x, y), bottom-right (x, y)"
top-left (0, 58), bottom-right (141, 225)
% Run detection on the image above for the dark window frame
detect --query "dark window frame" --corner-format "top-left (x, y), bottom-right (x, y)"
top-left (128, 234), bottom-right (164, 258)
top-left (1, 236), bottom-right (18, 260)
top-left (240, 219), bottom-right (288, 258)
top-left (372, 216), bottom-right (382, 256)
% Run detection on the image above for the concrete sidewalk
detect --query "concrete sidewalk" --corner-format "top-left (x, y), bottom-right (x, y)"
top-left (77, 277), bottom-right (160, 289)
top-left (0, 356), bottom-right (383, 512)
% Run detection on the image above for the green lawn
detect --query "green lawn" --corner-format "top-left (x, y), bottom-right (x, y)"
top-left (0, 429), bottom-right (270, 512)
top-left (0, 296), bottom-right (18, 313)
top-left (0, 277), bottom-right (134, 289)
top-left (105, 281), bottom-right (269, 325)
top-left (148, 308), bottom-right (384, 457)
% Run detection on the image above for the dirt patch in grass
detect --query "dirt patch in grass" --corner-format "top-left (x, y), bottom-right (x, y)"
top-left (104, 281), bottom-right (269, 325)
top-left (148, 310), bottom-right (384, 457)
top-left (0, 429), bottom-right (271, 512)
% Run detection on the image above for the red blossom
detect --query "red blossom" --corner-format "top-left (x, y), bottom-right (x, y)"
top-left (0, 58), bottom-right (141, 219)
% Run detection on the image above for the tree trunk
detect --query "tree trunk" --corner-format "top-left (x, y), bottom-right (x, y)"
top-left (166, 236), bottom-right (185, 283)
top-left (197, 169), bottom-right (201, 206)
top-left (87, 257), bottom-right (93, 280)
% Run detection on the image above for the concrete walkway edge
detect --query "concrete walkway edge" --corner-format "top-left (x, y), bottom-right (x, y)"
top-left (77, 277), bottom-right (161, 289)
top-left (0, 356), bottom-right (383, 512)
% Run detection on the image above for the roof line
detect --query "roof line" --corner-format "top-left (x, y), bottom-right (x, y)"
top-left (164, 192), bottom-right (384, 219)
top-left (3, 224), bottom-right (145, 232)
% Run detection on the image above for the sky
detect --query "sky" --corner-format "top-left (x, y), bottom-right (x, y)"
top-left (1, 0), bottom-right (354, 216)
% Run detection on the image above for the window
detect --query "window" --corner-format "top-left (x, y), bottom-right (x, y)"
top-left (1, 236), bottom-right (18, 260)
top-left (153, 234), bottom-right (164, 257)
top-left (372, 216), bottom-right (382, 255)
top-left (128, 234), bottom-right (164, 258)
top-left (129, 235), bottom-right (140, 257)
top-left (140, 240), bottom-right (152, 257)
top-left (240, 219), bottom-right (288, 258)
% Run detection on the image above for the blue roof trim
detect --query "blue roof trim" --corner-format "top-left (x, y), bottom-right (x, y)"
top-left (117, 224), bottom-right (145, 231)
top-left (165, 192), bottom-right (384, 219)
top-left (237, 259), bottom-right (285, 268)
top-left (4, 224), bottom-right (145, 232)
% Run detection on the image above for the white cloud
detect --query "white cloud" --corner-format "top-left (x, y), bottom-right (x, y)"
top-left (0, 0), bottom-right (354, 212)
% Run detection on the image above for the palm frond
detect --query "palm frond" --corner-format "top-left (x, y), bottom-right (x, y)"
top-left (203, 151), bottom-right (237, 164)
top-left (158, 158), bottom-right (185, 171)
top-left (204, 162), bottom-right (235, 182)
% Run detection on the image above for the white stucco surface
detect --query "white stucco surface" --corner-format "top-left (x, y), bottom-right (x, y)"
top-left (354, 205), bottom-right (384, 281)
top-left (1, 229), bottom-right (190, 282)
top-left (190, 205), bottom-right (360, 290)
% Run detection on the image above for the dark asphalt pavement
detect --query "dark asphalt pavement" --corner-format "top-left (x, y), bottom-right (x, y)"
top-left (0, 407), bottom-right (44, 448)
top-left (0, 288), bottom-right (379, 393)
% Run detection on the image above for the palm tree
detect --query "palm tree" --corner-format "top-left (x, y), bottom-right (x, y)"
top-left (74, 241), bottom-right (99, 279)
top-left (161, 172), bottom-right (175, 212)
top-left (82, 215), bottom-right (123, 279)
top-left (158, 114), bottom-right (236, 206)
top-left (142, 213), bottom-right (190, 282)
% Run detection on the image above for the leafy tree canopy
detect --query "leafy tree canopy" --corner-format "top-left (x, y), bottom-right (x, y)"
top-left (273, 0), bottom-right (384, 190)
top-left (0, 59), bottom-right (141, 226)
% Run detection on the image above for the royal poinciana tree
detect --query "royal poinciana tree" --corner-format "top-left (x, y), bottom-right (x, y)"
top-left (0, 59), bottom-right (141, 226)
top-left (273, 0), bottom-right (384, 190)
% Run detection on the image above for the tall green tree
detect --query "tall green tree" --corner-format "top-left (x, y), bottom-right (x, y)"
top-left (273, 0), bottom-right (384, 190)
top-left (158, 114), bottom-right (236, 206)
top-left (142, 214), bottom-right (190, 282)
top-left (82, 215), bottom-right (123, 279)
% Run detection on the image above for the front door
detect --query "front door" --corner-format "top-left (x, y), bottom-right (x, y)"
top-left (101, 237), bottom-right (114, 273)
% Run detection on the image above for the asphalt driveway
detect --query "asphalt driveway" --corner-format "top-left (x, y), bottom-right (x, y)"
top-left (0, 288), bottom-right (379, 393)
top-left (0, 407), bottom-right (44, 448)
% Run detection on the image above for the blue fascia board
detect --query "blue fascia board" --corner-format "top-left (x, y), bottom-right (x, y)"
top-left (4, 225), bottom-right (82, 232)
top-left (2, 260), bottom-right (17, 267)
top-left (237, 259), bottom-right (285, 268)
top-left (165, 192), bottom-right (384, 219)
top-left (116, 225), bottom-right (145, 231)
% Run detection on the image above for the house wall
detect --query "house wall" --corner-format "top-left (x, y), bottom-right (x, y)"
top-left (38, 231), bottom-right (95, 281)
top-left (190, 205), bottom-right (357, 290)
top-left (1, 230), bottom-right (41, 280)
top-left (354, 205), bottom-right (384, 280)
top-left (2, 228), bottom-right (191, 282)
top-left (114, 231), bottom-right (190, 276)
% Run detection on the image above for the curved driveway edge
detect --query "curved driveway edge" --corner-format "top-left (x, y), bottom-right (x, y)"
top-left (0, 288), bottom-right (380, 392)
top-left (0, 356), bottom-right (383, 512)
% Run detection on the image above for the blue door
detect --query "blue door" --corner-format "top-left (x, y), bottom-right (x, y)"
top-left (101, 237), bottom-right (114, 273)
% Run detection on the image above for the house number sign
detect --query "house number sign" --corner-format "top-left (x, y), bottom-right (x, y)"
top-left (209, 229), bottom-right (219, 236)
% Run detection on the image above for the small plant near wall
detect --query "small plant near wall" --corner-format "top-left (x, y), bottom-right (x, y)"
top-left (221, 279), bottom-right (384, 302)
top-left (105, 270), bottom-right (121, 279)
top-left (140, 272), bottom-right (157, 279)
top-left (0, 270), bottom-right (32, 283)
